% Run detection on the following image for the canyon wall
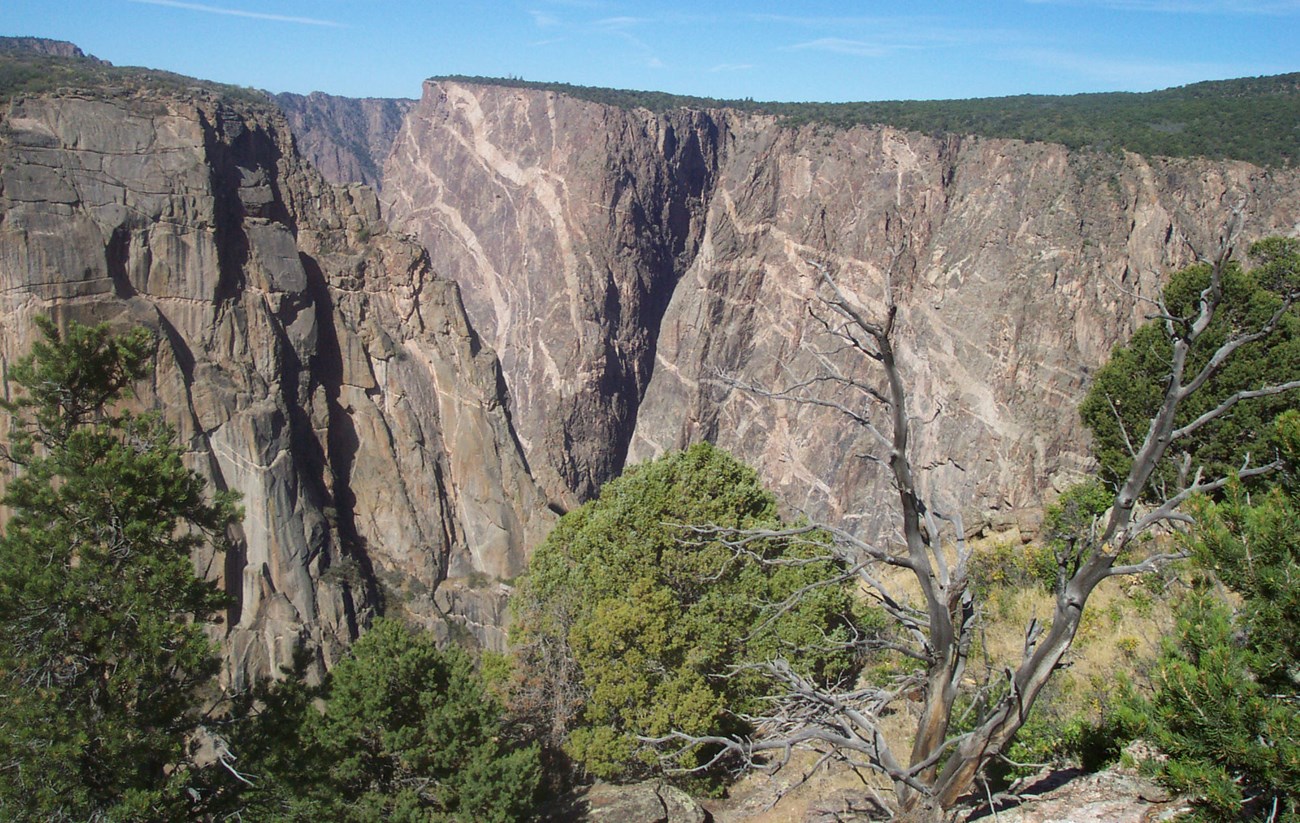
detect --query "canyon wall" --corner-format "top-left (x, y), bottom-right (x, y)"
top-left (381, 80), bottom-right (1300, 538)
top-left (3, 48), bottom-right (1299, 684)
top-left (383, 83), bottom-right (720, 505)
top-left (0, 80), bottom-right (552, 686)
top-left (274, 91), bottom-right (414, 191)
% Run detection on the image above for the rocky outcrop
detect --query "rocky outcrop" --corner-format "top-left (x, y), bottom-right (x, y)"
top-left (0, 37), bottom-right (98, 60)
top-left (275, 92), bottom-right (414, 191)
top-left (382, 80), bottom-right (1300, 538)
top-left (966, 766), bottom-right (1191, 823)
top-left (0, 80), bottom-right (552, 686)
top-left (384, 82), bottom-right (720, 504)
top-left (582, 781), bottom-right (709, 823)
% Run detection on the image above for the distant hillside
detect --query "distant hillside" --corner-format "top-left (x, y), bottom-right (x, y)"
top-left (0, 36), bottom-right (269, 107)
top-left (435, 73), bottom-right (1300, 168)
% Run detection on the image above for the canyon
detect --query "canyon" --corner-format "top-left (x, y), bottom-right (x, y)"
top-left (3, 40), bottom-right (1300, 683)
top-left (0, 59), bottom-right (552, 686)
top-left (347, 79), bottom-right (1300, 541)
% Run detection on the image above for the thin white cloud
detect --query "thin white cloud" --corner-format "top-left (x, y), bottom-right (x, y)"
top-left (593, 16), bottom-right (651, 30)
top-left (785, 38), bottom-right (906, 58)
top-left (752, 12), bottom-right (1024, 42)
top-left (542, 0), bottom-right (607, 8)
top-left (524, 7), bottom-right (730, 73)
top-left (1025, 0), bottom-right (1300, 13)
top-left (128, 0), bottom-right (343, 27)
top-left (569, 15), bottom-right (666, 69)
top-left (772, 15), bottom-right (1026, 59)
top-left (529, 9), bottom-right (561, 28)
top-left (749, 13), bottom-right (900, 28)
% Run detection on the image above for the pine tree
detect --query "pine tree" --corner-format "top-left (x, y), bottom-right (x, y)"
top-left (228, 618), bottom-right (542, 822)
top-left (1080, 238), bottom-right (1300, 497)
top-left (510, 442), bottom-right (864, 782)
top-left (1120, 413), bottom-right (1300, 822)
top-left (0, 318), bottom-right (238, 821)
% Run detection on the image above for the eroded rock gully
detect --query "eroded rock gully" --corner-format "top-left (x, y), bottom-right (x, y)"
top-left (383, 82), bottom-right (721, 504)
top-left (274, 91), bottom-right (415, 192)
top-left (0, 86), bottom-right (552, 686)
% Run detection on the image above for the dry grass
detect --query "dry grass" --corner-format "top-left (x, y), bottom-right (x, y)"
top-left (701, 536), bottom-right (1186, 818)
top-left (973, 569), bottom-right (1177, 723)
top-left (703, 748), bottom-right (896, 822)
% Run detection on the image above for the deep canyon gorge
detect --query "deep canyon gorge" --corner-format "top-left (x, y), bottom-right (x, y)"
top-left (3, 39), bottom-right (1299, 687)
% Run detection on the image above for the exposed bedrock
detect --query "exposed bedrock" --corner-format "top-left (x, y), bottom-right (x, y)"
top-left (384, 81), bottom-right (721, 505)
top-left (4, 69), bottom-right (1300, 679)
top-left (0, 86), bottom-right (552, 685)
top-left (382, 80), bottom-right (1300, 538)
top-left (274, 91), bottom-right (415, 192)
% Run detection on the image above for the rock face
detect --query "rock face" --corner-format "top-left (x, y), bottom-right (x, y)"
top-left (0, 81), bottom-right (552, 685)
top-left (384, 82), bottom-right (720, 505)
top-left (5, 61), bottom-right (1300, 685)
top-left (382, 80), bottom-right (1300, 537)
top-left (967, 766), bottom-right (1191, 823)
top-left (582, 781), bottom-right (709, 823)
top-left (0, 37), bottom-right (98, 60)
top-left (274, 92), bottom-right (414, 191)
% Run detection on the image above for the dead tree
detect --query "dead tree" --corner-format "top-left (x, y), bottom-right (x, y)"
top-left (647, 235), bottom-right (1300, 820)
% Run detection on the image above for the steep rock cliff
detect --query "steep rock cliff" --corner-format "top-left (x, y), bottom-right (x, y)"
top-left (382, 80), bottom-right (1300, 537)
top-left (6, 59), bottom-right (1298, 682)
top-left (384, 82), bottom-right (720, 504)
top-left (0, 80), bottom-right (552, 686)
top-left (274, 91), bottom-right (414, 191)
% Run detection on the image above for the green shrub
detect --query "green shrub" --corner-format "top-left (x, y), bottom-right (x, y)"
top-left (510, 443), bottom-right (866, 782)
top-left (219, 620), bottom-right (542, 822)
top-left (1111, 429), bottom-right (1300, 821)
top-left (1080, 240), bottom-right (1300, 498)
top-left (969, 539), bottom-right (1058, 596)
top-left (310, 619), bottom-right (541, 821)
top-left (1122, 591), bottom-right (1299, 822)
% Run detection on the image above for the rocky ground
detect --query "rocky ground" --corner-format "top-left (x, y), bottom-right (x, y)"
top-left (564, 743), bottom-right (1190, 822)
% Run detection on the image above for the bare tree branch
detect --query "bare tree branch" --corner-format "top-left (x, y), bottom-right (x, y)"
top-left (1172, 380), bottom-right (1300, 443)
top-left (649, 230), bottom-right (1299, 820)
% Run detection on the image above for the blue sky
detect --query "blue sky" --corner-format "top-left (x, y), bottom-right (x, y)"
top-left (6, 1), bottom-right (1299, 102)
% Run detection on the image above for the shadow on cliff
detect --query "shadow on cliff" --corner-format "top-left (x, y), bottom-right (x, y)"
top-left (569, 115), bottom-right (722, 498)
top-left (299, 251), bottom-right (380, 638)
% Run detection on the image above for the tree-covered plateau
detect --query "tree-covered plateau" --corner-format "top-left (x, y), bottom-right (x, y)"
top-left (436, 72), bottom-right (1300, 168)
